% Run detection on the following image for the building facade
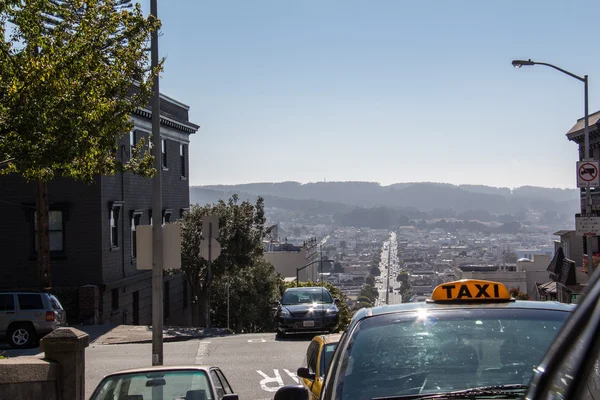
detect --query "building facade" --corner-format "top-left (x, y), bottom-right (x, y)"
top-left (0, 93), bottom-right (199, 326)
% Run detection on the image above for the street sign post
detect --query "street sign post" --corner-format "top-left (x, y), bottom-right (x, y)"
top-left (577, 161), bottom-right (600, 188)
top-left (576, 215), bottom-right (600, 236)
top-left (200, 215), bottom-right (220, 328)
top-left (136, 224), bottom-right (182, 270)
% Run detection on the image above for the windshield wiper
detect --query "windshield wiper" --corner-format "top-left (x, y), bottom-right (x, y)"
top-left (371, 384), bottom-right (528, 400)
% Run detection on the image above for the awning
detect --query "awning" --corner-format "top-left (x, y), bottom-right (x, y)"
top-left (537, 280), bottom-right (557, 294)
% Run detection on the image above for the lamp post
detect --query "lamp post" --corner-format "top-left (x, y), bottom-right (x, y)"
top-left (512, 59), bottom-right (593, 273)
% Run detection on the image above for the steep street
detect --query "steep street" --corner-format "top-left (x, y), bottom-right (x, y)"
top-left (83, 333), bottom-right (311, 400)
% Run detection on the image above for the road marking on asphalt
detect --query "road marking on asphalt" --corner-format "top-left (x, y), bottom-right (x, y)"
top-left (248, 338), bottom-right (267, 343)
top-left (257, 369), bottom-right (298, 392)
top-left (195, 341), bottom-right (211, 364)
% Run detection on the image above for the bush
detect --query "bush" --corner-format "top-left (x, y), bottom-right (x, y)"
top-left (284, 281), bottom-right (352, 331)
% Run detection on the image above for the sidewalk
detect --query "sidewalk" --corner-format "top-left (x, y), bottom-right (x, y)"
top-left (77, 325), bottom-right (231, 345)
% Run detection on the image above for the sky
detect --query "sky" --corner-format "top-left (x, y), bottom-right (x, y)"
top-left (137, 0), bottom-right (600, 189)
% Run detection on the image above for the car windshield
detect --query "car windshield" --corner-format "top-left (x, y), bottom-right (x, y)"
top-left (89, 369), bottom-right (214, 400)
top-left (282, 288), bottom-right (333, 305)
top-left (333, 308), bottom-right (570, 400)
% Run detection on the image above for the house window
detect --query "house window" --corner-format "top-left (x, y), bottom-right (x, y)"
top-left (161, 139), bottom-right (168, 169)
top-left (129, 130), bottom-right (137, 157)
top-left (163, 209), bottom-right (173, 225)
top-left (131, 211), bottom-right (143, 259)
top-left (149, 210), bottom-right (153, 226)
top-left (109, 203), bottom-right (123, 249)
top-left (111, 288), bottom-right (119, 311)
top-left (33, 210), bottom-right (65, 253)
top-left (180, 144), bottom-right (186, 178)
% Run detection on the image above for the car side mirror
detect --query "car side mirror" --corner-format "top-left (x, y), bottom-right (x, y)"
top-left (222, 394), bottom-right (239, 400)
top-left (296, 367), bottom-right (316, 380)
top-left (274, 385), bottom-right (310, 400)
top-left (334, 298), bottom-right (340, 304)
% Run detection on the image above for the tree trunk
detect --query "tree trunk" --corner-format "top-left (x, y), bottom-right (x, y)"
top-left (36, 181), bottom-right (52, 291)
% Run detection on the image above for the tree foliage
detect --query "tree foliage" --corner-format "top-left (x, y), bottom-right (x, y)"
top-left (0, 0), bottom-right (160, 180)
top-left (180, 195), bottom-right (270, 326)
top-left (370, 265), bottom-right (381, 277)
top-left (397, 270), bottom-right (409, 284)
top-left (284, 280), bottom-right (351, 331)
top-left (365, 274), bottom-right (375, 286)
top-left (0, 0), bottom-right (160, 290)
top-left (211, 259), bottom-right (282, 333)
top-left (509, 287), bottom-right (530, 300)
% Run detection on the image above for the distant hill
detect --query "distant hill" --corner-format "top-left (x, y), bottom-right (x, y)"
top-left (190, 187), bottom-right (356, 215)
top-left (199, 181), bottom-right (580, 215)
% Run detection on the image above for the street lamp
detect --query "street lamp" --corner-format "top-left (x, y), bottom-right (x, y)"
top-left (511, 58), bottom-right (593, 273)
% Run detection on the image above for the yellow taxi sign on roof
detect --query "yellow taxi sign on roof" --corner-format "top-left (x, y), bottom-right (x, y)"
top-left (430, 279), bottom-right (512, 302)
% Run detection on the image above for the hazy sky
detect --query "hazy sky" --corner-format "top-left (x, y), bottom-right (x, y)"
top-left (138, 0), bottom-right (599, 189)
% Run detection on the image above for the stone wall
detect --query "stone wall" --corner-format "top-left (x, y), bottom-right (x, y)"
top-left (0, 327), bottom-right (89, 400)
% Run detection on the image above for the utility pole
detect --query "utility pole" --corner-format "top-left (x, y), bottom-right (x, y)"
top-left (150, 0), bottom-right (163, 367)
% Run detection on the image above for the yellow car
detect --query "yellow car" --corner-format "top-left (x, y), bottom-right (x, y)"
top-left (297, 333), bottom-right (343, 400)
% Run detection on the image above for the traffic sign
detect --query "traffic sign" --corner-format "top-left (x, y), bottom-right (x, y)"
top-left (576, 216), bottom-right (600, 236)
top-left (200, 237), bottom-right (221, 260)
top-left (202, 215), bottom-right (219, 239)
top-left (577, 161), bottom-right (600, 188)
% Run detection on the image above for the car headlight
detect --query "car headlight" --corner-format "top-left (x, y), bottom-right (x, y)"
top-left (326, 306), bottom-right (338, 314)
top-left (279, 308), bottom-right (291, 317)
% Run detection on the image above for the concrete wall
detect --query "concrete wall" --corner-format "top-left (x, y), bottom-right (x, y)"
top-left (461, 271), bottom-right (527, 293)
top-left (0, 327), bottom-right (89, 400)
top-left (0, 357), bottom-right (59, 400)
top-left (265, 249), bottom-right (320, 281)
top-left (517, 254), bottom-right (552, 297)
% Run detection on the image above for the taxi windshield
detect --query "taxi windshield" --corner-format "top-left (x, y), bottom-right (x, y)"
top-left (334, 308), bottom-right (569, 400)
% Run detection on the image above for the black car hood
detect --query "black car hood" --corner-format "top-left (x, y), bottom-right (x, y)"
top-left (281, 303), bottom-right (331, 312)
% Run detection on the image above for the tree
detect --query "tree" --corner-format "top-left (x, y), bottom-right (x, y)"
top-left (180, 195), bottom-right (270, 326)
top-left (333, 261), bottom-right (344, 273)
top-left (365, 274), bottom-right (375, 286)
top-left (396, 270), bottom-right (409, 284)
top-left (509, 287), bottom-right (530, 300)
top-left (370, 265), bottom-right (381, 277)
top-left (211, 260), bottom-right (281, 333)
top-left (0, 1), bottom-right (160, 290)
top-left (339, 240), bottom-right (347, 250)
top-left (360, 284), bottom-right (379, 304)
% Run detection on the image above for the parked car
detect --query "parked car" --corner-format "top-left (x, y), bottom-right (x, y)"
top-left (275, 287), bottom-right (340, 338)
top-left (89, 365), bottom-right (239, 400)
top-left (0, 292), bottom-right (67, 348)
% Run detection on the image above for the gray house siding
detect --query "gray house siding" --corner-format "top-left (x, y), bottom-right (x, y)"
top-left (0, 92), bottom-right (199, 326)
top-left (0, 175), bottom-right (103, 288)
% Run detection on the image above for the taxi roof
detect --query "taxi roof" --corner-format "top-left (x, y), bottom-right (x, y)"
top-left (353, 300), bottom-right (575, 321)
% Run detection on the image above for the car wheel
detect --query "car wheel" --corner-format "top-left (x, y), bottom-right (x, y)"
top-left (276, 329), bottom-right (286, 338)
top-left (8, 323), bottom-right (36, 349)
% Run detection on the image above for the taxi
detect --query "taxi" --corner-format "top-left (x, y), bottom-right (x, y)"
top-left (297, 333), bottom-right (343, 400)
top-left (274, 279), bottom-right (574, 400)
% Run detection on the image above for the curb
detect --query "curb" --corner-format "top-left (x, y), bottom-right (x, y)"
top-left (97, 331), bottom-right (233, 345)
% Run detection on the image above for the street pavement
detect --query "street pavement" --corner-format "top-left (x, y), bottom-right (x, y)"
top-left (83, 332), bottom-right (312, 399)
top-left (376, 232), bottom-right (402, 306)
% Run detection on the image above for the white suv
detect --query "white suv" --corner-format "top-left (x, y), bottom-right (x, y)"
top-left (0, 292), bottom-right (67, 348)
